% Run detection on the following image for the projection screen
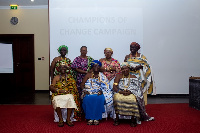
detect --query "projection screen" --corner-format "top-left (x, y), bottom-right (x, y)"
top-left (49, 0), bottom-right (200, 94)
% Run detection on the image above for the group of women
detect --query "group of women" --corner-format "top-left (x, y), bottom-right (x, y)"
top-left (49, 42), bottom-right (155, 127)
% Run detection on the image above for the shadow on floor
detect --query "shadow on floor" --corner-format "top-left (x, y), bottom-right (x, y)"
top-left (0, 91), bottom-right (189, 105)
top-left (0, 90), bottom-right (51, 105)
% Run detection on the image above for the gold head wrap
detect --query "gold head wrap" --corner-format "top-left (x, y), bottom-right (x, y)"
top-left (104, 48), bottom-right (113, 55)
top-left (104, 48), bottom-right (113, 52)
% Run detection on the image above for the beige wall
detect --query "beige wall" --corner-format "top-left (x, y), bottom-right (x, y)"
top-left (0, 8), bottom-right (49, 90)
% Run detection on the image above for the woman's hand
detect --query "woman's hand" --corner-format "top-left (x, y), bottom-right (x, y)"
top-left (58, 89), bottom-right (69, 94)
top-left (131, 65), bottom-right (143, 71)
top-left (106, 66), bottom-right (116, 73)
top-left (124, 90), bottom-right (131, 96)
top-left (85, 91), bottom-right (90, 95)
top-left (119, 90), bottom-right (131, 96)
top-left (98, 90), bottom-right (103, 95)
top-left (135, 65), bottom-right (143, 70)
top-left (113, 87), bottom-right (118, 92)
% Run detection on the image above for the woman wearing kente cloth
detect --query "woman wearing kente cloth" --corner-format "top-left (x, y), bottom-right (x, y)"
top-left (113, 62), bottom-right (154, 127)
top-left (71, 46), bottom-right (94, 98)
top-left (81, 60), bottom-right (113, 125)
top-left (99, 48), bottom-right (121, 118)
top-left (50, 62), bottom-right (81, 127)
top-left (124, 42), bottom-right (155, 95)
top-left (50, 45), bottom-right (76, 82)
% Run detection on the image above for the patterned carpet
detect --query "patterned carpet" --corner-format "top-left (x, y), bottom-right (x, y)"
top-left (0, 103), bottom-right (199, 133)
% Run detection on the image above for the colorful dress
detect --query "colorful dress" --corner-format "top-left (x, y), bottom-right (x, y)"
top-left (71, 56), bottom-right (93, 97)
top-left (114, 77), bottom-right (154, 121)
top-left (51, 74), bottom-right (81, 121)
top-left (54, 57), bottom-right (76, 79)
top-left (126, 54), bottom-right (155, 94)
top-left (82, 72), bottom-right (113, 120)
top-left (101, 58), bottom-right (121, 81)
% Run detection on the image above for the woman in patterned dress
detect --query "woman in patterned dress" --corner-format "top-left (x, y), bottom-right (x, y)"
top-left (124, 42), bottom-right (155, 95)
top-left (99, 48), bottom-right (121, 82)
top-left (71, 46), bottom-right (93, 98)
top-left (81, 60), bottom-right (113, 125)
top-left (50, 62), bottom-right (81, 127)
top-left (50, 45), bottom-right (75, 82)
top-left (113, 62), bottom-right (154, 127)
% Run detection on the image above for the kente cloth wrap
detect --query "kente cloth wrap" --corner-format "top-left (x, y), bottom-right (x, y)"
top-left (71, 56), bottom-right (94, 97)
top-left (116, 77), bottom-right (154, 121)
top-left (102, 58), bottom-right (121, 81)
top-left (126, 54), bottom-right (154, 94)
top-left (82, 72), bottom-right (114, 119)
top-left (51, 74), bottom-right (81, 121)
top-left (54, 57), bottom-right (76, 79)
top-left (114, 93), bottom-right (139, 117)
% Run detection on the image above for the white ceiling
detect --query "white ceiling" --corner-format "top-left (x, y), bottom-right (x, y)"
top-left (0, 0), bottom-right (48, 6)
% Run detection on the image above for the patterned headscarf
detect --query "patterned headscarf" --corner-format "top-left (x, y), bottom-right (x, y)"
top-left (104, 48), bottom-right (113, 54)
top-left (57, 45), bottom-right (68, 54)
top-left (90, 60), bottom-right (102, 68)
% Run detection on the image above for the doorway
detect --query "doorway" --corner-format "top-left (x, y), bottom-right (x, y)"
top-left (0, 34), bottom-right (35, 92)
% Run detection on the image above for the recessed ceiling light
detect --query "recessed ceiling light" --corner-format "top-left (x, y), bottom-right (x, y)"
top-left (31, 0), bottom-right (34, 2)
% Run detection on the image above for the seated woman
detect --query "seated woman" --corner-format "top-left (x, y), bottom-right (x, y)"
top-left (81, 60), bottom-right (113, 125)
top-left (113, 62), bottom-right (154, 127)
top-left (50, 62), bottom-right (81, 127)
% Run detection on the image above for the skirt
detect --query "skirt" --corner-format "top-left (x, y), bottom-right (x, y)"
top-left (113, 93), bottom-right (140, 117)
top-left (52, 94), bottom-right (78, 110)
top-left (82, 94), bottom-right (105, 120)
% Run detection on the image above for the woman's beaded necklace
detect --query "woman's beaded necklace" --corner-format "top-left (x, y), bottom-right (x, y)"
top-left (90, 72), bottom-right (100, 90)
top-left (123, 73), bottom-right (131, 89)
top-left (60, 57), bottom-right (66, 60)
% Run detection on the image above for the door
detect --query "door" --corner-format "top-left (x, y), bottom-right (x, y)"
top-left (0, 34), bottom-right (35, 92)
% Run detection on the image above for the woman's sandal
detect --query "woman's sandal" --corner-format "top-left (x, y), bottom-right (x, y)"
top-left (87, 120), bottom-right (93, 125)
top-left (130, 119), bottom-right (137, 127)
top-left (93, 120), bottom-right (99, 125)
top-left (66, 120), bottom-right (74, 127)
top-left (130, 122), bottom-right (137, 127)
top-left (113, 119), bottom-right (120, 126)
top-left (58, 121), bottom-right (64, 127)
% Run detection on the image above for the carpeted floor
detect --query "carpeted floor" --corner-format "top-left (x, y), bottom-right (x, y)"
top-left (0, 103), bottom-right (199, 133)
